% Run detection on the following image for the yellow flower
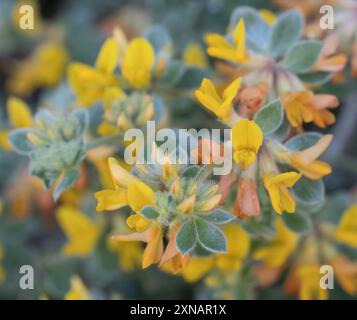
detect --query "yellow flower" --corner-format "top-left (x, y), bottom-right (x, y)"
top-left (334, 205), bottom-right (357, 248)
top-left (297, 265), bottom-right (328, 300)
top-left (215, 224), bottom-right (250, 271)
top-left (127, 214), bottom-right (151, 233)
top-left (232, 119), bottom-right (263, 170)
top-left (282, 91), bottom-right (339, 129)
top-left (259, 9), bottom-right (276, 25)
top-left (56, 205), bottom-right (101, 257)
top-left (7, 97), bottom-right (33, 128)
top-left (179, 224), bottom-right (250, 282)
top-left (7, 42), bottom-right (68, 96)
top-left (183, 42), bottom-right (208, 68)
top-left (108, 237), bottom-right (143, 272)
top-left (253, 219), bottom-right (298, 268)
top-left (179, 257), bottom-right (215, 282)
top-left (331, 255), bottom-right (357, 295)
top-left (253, 218), bottom-right (298, 268)
top-left (0, 245), bottom-right (5, 284)
top-left (0, 97), bottom-right (33, 151)
top-left (122, 38), bottom-right (155, 89)
top-left (195, 77), bottom-right (242, 121)
top-left (205, 19), bottom-right (248, 64)
top-left (263, 172), bottom-right (301, 214)
top-left (95, 158), bottom-right (156, 213)
top-left (113, 222), bottom-right (164, 269)
top-left (282, 91), bottom-right (314, 128)
top-left (287, 134), bottom-right (333, 180)
top-left (65, 276), bottom-right (90, 300)
top-left (68, 38), bottom-right (119, 107)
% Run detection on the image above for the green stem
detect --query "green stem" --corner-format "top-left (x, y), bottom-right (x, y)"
top-left (85, 133), bottom-right (123, 150)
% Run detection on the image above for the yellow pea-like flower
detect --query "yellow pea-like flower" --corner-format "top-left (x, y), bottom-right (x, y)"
top-left (68, 38), bottom-right (119, 107)
top-left (205, 19), bottom-right (248, 64)
top-left (297, 265), bottom-right (328, 300)
top-left (122, 38), bottom-right (155, 89)
top-left (215, 224), bottom-right (251, 272)
top-left (7, 97), bottom-right (32, 128)
top-left (179, 257), bottom-right (215, 283)
top-left (253, 218), bottom-right (298, 268)
top-left (334, 205), bottom-right (357, 248)
top-left (288, 134), bottom-right (333, 180)
top-left (232, 118), bottom-right (263, 170)
top-left (195, 77), bottom-right (241, 121)
top-left (127, 181), bottom-right (156, 213)
top-left (95, 188), bottom-right (128, 211)
top-left (65, 276), bottom-right (90, 300)
top-left (263, 172), bottom-right (302, 214)
top-left (56, 206), bottom-right (101, 257)
top-left (95, 38), bottom-right (119, 74)
top-left (183, 42), bottom-right (208, 68)
top-left (95, 158), bottom-right (156, 214)
top-left (127, 214), bottom-right (151, 233)
top-left (108, 237), bottom-right (143, 272)
top-left (0, 97), bottom-right (33, 151)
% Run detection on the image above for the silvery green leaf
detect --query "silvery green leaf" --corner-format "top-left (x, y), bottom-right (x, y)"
top-left (293, 176), bottom-right (325, 206)
top-left (158, 60), bottom-right (186, 86)
top-left (230, 6), bottom-right (270, 53)
top-left (199, 209), bottom-right (235, 225)
top-left (73, 108), bottom-right (89, 135)
top-left (53, 168), bottom-right (81, 201)
top-left (191, 242), bottom-right (214, 257)
top-left (298, 71), bottom-right (332, 85)
top-left (253, 99), bottom-right (283, 135)
top-left (153, 95), bottom-right (166, 125)
top-left (182, 165), bottom-right (201, 178)
top-left (140, 206), bottom-right (160, 219)
top-left (269, 9), bottom-right (303, 57)
top-left (282, 40), bottom-right (323, 73)
top-left (270, 115), bottom-right (291, 142)
top-left (176, 218), bottom-right (197, 255)
top-left (194, 217), bottom-right (227, 253)
top-left (176, 67), bottom-right (208, 90)
top-left (285, 132), bottom-right (323, 151)
top-left (8, 129), bottom-right (34, 155)
top-left (144, 24), bottom-right (172, 54)
top-left (282, 211), bottom-right (312, 233)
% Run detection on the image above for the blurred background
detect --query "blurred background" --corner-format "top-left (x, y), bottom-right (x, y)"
top-left (0, 0), bottom-right (356, 299)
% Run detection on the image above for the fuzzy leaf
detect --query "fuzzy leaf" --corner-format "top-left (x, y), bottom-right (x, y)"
top-left (282, 211), bottom-right (312, 233)
top-left (269, 9), bottom-right (303, 57)
top-left (8, 129), bottom-right (34, 155)
top-left (144, 24), bottom-right (171, 53)
top-left (253, 99), bottom-right (283, 135)
top-left (176, 218), bottom-right (197, 255)
top-left (282, 40), bottom-right (323, 73)
top-left (298, 71), bottom-right (332, 85)
top-left (230, 6), bottom-right (270, 53)
top-left (176, 67), bottom-right (208, 90)
top-left (285, 132), bottom-right (323, 151)
top-left (195, 217), bottom-right (226, 253)
top-left (53, 168), bottom-right (81, 201)
top-left (182, 165), bottom-right (201, 178)
top-left (73, 108), bottom-right (89, 135)
top-left (158, 60), bottom-right (186, 86)
top-left (200, 209), bottom-right (235, 225)
top-left (293, 176), bottom-right (325, 206)
top-left (140, 206), bottom-right (160, 219)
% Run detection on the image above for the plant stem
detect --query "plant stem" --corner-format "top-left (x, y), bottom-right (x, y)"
top-left (85, 133), bottom-right (123, 150)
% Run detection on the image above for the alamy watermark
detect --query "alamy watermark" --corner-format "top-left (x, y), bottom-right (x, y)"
top-left (123, 121), bottom-right (232, 175)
